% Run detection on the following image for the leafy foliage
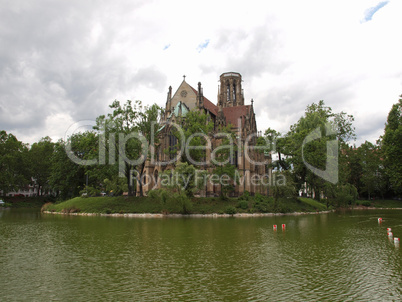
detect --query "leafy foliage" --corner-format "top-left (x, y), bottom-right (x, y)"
top-left (381, 96), bottom-right (402, 195)
top-left (0, 131), bottom-right (30, 194)
top-left (170, 110), bottom-right (214, 165)
top-left (95, 100), bottom-right (163, 196)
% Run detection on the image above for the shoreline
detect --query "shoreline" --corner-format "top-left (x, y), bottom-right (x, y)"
top-left (42, 207), bottom-right (402, 218)
top-left (344, 206), bottom-right (402, 210)
top-left (43, 210), bottom-right (334, 218)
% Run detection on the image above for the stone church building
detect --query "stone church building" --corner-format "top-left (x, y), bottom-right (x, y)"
top-left (140, 72), bottom-right (270, 197)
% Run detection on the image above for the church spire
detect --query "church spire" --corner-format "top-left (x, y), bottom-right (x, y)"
top-left (166, 85), bottom-right (172, 117)
top-left (197, 82), bottom-right (204, 109)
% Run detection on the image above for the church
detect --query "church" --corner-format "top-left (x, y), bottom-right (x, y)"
top-left (140, 72), bottom-right (270, 197)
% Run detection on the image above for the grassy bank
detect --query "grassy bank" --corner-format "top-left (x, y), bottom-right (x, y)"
top-left (357, 199), bottom-right (402, 208)
top-left (43, 195), bottom-right (329, 215)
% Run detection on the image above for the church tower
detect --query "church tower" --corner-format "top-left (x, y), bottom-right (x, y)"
top-left (218, 72), bottom-right (244, 107)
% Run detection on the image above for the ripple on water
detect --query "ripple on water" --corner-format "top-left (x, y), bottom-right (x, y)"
top-left (0, 210), bottom-right (401, 301)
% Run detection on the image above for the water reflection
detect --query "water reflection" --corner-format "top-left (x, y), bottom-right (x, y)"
top-left (0, 209), bottom-right (401, 300)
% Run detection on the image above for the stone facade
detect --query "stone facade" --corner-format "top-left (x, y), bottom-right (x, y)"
top-left (138, 72), bottom-right (271, 197)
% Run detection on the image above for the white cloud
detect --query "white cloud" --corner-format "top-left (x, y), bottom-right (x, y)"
top-left (0, 0), bottom-right (401, 146)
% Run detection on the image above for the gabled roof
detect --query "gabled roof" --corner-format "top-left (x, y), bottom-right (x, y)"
top-left (172, 101), bottom-right (190, 116)
top-left (190, 86), bottom-right (218, 116)
top-left (203, 99), bottom-right (218, 116)
top-left (223, 105), bottom-right (251, 128)
top-left (187, 83), bottom-right (253, 128)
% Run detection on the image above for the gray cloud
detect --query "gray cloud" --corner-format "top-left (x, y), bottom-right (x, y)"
top-left (205, 23), bottom-right (288, 80)
top-left (0, 0), bottom-right (163, 142)
top-left (1, 0), bottom-right (400, 147)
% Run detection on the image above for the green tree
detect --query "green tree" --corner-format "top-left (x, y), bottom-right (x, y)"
top-left (0, 131), bottom-right (30, 195)
top-left (95, 100), bottom-right (162, 196)
top-left (29, 137), bottom-right (54, 196)
top-left (285, 100), bottom-right (355, 200)
top-left (343, 145), bottom-right (362, 195)
top-left (135, 103), bottom-right (163, 196)
top-left (271, 170), bottom-right (296, 204)
top-left (99, 99), bottom-right (143, 196)
top-left (211, 124), bottom-right (237, 200)
top-left (170, 110), bottom-right (214, 166)
top-left (161, 161), bottom-right (202, 198)
top-left (358, 141), bottom-right (383, 199)
top-left (261, 128), bottom-right (290, 171)
top-left (49, 139), bottom-right (85, 199)
top-left (104, 176), bottom-right (128, 196)
top-left (381, 96), bottom-right (402, 196)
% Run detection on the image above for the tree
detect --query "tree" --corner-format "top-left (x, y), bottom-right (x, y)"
top-left (95, 100), bottom-right (163, 196)
top-left (261, 128), bottom-right (290, 171)
top-left (0, 131), bottom-right (30, 195)
top-left (135, 103), bottom-right (163, 196)
top-left (211, 124), bottom-right (237, 200)
top-left (170, 110), bottom-right (214, 166)
top-left (343, 145), bottom-right (362, 195)
top-left (49, 138), bottom-right (86, 199)
top-left (271, 170), bottom-right (296, 204)
top-left (381, 96), bottom-right (402, 196)
top-left (358, 141), bottom-right (383, 199)
top-left (97, 99), bottom-right (143, 196)
top-left (285, 100), bottom-right (355, 200)
top-left (29, 137), bottom-right (54, 196)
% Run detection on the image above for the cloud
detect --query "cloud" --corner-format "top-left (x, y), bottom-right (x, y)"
top-left (0, 0), bottom-right (401, 147)
top-left (362, 1), bottom-right (389, 22)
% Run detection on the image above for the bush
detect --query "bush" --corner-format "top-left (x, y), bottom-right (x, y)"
top-left (253, 200), bottom-right (270, 213)
top-left (148, 189), bottom-right (172, 209)
top-left (276, 200), bottom-right (292, 213)
top-left (361, 201), bottom-right (371, 207)
top-left (254, 193), bottom-right (265, 203)
top-left (225, 206), bottom-right (237, 215)
top-left (167, 192), bottom-right (193, 214)
top-left (79, 185), bottom-right (101, 197)
top-left (253, 197), bottom-right (276, 213)
top-left (178, 194), bottom-right (193, 214)
top-left (147, 189), bottom-right (160, 199)
top-left (237, 200), bottom-right (249, 210)
top-left (239, 191), bottom-right (250, 201)
top-left (335, 184), bottom-right (358, 207)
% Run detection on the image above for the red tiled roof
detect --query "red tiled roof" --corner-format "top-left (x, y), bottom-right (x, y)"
top-left (222, 105), bottom-right (251, 128)
top-left (190, 86), bottom-right (218, 115)
top-left (203, 98), bottom-right (218, 115)
top-left (189, 84), bottom-right (252, 126)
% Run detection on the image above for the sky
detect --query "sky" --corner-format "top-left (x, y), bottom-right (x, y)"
top-left (1, 0), bottom-right (401, 146)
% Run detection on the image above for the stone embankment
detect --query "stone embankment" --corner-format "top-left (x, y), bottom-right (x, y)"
top-left (43, 210), bottom-right (333, 218)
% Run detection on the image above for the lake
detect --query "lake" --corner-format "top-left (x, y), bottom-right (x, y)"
top-left (0, 209), bottom-right (401, 301)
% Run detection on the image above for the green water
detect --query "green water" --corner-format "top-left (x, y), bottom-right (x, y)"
top-left (0, 209), bottom-right (401, 301)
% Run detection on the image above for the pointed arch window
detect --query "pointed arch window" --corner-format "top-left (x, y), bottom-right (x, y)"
top-left (168, 132), bottom-right (178, 160)
top-left (233, 84), bottom-right (236, 103)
